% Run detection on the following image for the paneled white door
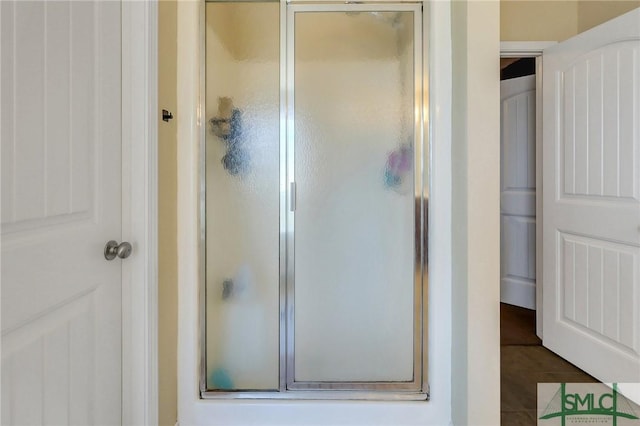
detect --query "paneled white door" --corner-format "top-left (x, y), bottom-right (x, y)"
top-left (1, 1), bottom-right (123, 424)
top-left (501, 75), bottom-right (537, 310)
top-left (542, 8), bottom-right (640, 383)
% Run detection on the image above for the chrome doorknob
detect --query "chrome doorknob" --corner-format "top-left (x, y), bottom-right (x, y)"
top-left (104, 240), bottom-right (133, 260)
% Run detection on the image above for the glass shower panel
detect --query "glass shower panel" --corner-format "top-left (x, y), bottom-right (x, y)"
top-left (205, 2), bottom-right (280, 390)
top-left (293, 10), bottom-right (417, 382)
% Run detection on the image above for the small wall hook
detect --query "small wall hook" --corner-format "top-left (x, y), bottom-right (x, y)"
top-left (162, 109), bottom-right (174, 122)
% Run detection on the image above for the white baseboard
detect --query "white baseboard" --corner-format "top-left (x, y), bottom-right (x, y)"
top-left (500, 277), bottom-right (536, 310)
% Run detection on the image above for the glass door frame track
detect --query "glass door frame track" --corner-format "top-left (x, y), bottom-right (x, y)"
top-left (284, 2), bottom-right (425, 393)
top-left (200, 0), bottom-right (430, 401)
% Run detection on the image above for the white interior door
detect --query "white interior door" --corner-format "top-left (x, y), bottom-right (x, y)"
top-left (542, 8), bottom-right (640, 383)
top-left (1, 1), bottom-right (123, 424)
top-left (500, 75), bottom-right (537, 310)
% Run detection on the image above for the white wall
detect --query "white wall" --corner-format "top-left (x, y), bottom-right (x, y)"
top-left (451, 0), bottom-right (501, 424)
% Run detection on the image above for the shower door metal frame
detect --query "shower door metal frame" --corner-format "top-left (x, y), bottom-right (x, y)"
top-left (283, 2), bottom-right (426, 393)
top-left (200, 0), bottom-right (430, 400)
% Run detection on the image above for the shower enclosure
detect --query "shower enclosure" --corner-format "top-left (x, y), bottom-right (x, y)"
top-left (202, 0), bottom-right (428, 399)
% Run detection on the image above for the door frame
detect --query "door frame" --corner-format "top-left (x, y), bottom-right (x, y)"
top-left (121, 1), bottom-right (158, 425)
top-left (500, 41), bottom-right (555, 339)
top-left (199, 0), bottom-right (427, 400)
top-left (281, 1), bottom-right (426, 395)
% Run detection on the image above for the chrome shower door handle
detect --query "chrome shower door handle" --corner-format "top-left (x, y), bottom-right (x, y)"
top-left (104, 240), bottom-right (133, 260)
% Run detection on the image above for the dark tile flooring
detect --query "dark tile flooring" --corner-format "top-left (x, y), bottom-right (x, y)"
top-left (500, 303), bottom-right (597, 426)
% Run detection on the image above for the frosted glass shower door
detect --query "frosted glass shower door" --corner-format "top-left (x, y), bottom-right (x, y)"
top-left (287, 4), bottom-right (424, 390)
top-left (204, 1), bottom-right (281, 392)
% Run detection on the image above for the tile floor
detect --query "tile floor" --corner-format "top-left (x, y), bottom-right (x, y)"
top-left (500, 303), bottom-right (597, 425)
